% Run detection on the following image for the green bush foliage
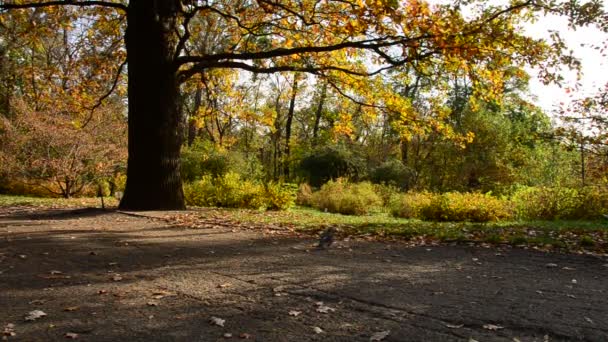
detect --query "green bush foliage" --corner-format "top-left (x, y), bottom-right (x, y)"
top-left (181, 140), bottom-right (261, 182)
top-left (183, 172), bottom-right (295, 210)
top-left (311, 179), bottom-right (382, 215)
top-left (511, 186), bottom-right (608, 220)
top-left (299, 145), bottom-right (365, 187)
top-left (369, 160), bottom-right (415, 190)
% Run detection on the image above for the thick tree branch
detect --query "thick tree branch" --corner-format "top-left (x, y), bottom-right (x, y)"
top-left (175, 36), bottom-right (426, 65)
top-left (0, 0), bottom-right (127, 13)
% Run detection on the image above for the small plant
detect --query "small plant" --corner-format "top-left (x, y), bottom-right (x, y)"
top-left (580, 235), bottom-right (595, 247)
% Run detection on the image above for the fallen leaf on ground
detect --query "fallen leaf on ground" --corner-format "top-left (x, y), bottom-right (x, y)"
top-left (370, 330), bottom-right (390, 341)
top-left (24, 310), bottom-right (47, 321)
top-left (239, 332), bottom-right (252, 339)
top-left (316, 305), bottom-right (335, 314)
top-left (64, 332), bottom-right (79, 339)
top-left (218, 283), bottom-right (231, 289)
top-left (111, 275), bottom-right (122, 281)
top-left (545, 263), bottom-right (558, 268)
top-left (312, 326), bottom-right (323, 334)
top-left (3, 323), bottom-right (15, 337)
top-left (445, 323), bottom-right (463, 329)
top-left (147, 301), bottom-right (159, 307)
top-left (63, 306), bottom-right (79, 312)
top-left (209, 317), bottom-right (225, 327)
top-left (288, 310), bottom-right (301, 317)
top-left (483, 324), bottom-right (504, 331)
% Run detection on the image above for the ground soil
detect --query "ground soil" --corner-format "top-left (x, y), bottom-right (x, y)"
top-left (1, 207), bottom-right (607, 341)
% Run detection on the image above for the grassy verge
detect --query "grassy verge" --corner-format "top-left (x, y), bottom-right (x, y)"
top-left (1, 195), bottom-right (606, 253)
top-left (201, 206), bottom-right (608, 253)
top-left (0, 194), bottom-right (118, 208)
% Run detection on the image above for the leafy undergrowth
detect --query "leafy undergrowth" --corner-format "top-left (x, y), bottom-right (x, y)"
top-left (0, 194), bottom-right (117, 209)
top-left (165, 206), bottom-right (608, 255)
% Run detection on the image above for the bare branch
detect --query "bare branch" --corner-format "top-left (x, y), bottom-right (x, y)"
top-left (81, 58), bottom-right (127, 127)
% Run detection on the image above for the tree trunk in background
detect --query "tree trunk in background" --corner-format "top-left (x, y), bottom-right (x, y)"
top-left (119, 0), bottom-right (185, 210)
top-left (283, 76), bottom-right (298, 178)
top-left (312, 81), bottom-right (327, 144)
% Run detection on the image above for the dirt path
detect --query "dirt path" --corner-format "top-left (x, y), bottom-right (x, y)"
top-left (0, 207), bottom-right (607, 341)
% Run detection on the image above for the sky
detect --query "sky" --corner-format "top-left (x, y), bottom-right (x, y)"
top-left (524, 13), bottom-right (608, 115)
top-left (428, 0), bottom-right (608, 115)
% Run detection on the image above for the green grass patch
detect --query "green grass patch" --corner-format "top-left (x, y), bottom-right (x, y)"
top-left (0, 194), bottom-right (117, 208)
top-left (205, 206), bottom-right (608, 252)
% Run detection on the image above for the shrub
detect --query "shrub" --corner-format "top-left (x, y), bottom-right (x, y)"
top-left (184, 172), bottom-right (295, 210)
top-left (369, 160), bottom-right (415, 190)
top-left (299, 145), bottom-right (365, 187)
top-left (264, 182), bottom-right (297, 210)
top-left (181, 140), bottom-right (257, 182)
top-left (390, 192), bottom-right (436, 219)
top-left (373, 183), bottom-right (401, 207)
top-left (296, 183), bottom-right (314, 207)
top-left (311, 179), bottom-right (382, 215)
top-left (511, 186), bottom-right (608, 220)
top-left (420, 192), bottom-right (512, 222)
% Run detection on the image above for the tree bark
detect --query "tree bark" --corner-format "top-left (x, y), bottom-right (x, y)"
top-left (119, 0), bottom-right (185, 210)
top-left (312, 81), bottom-right (327, 144)
top-left (283, 76), bottom-right (298, 178)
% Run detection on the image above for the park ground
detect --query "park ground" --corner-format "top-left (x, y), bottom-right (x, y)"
top-left (1, 204), bottom-right (608, 341)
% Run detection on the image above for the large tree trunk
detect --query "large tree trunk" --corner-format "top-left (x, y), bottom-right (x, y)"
top-left (119, 0), bottom-right (185, 210)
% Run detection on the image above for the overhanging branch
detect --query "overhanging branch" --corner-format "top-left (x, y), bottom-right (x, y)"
top-left (0, 0), bottom-right (127, 13)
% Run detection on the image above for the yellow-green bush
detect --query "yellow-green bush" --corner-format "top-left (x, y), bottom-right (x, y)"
top-left (511, 186), bottom-right (608, 220)
top-left (296, 183), bottom-right (314, 207)
top-left (311, 179), bottom-right (382, 215)
top-left (420, 192), bottom-right (512, 222)
top-left (390, 191), bottom-right (436, 219)
top-left (373, 183), bottom-right (401, 207)
top-left (183, 172), bottom-right (295, 210)
top-left (264, 183), bottom-right (297, 210)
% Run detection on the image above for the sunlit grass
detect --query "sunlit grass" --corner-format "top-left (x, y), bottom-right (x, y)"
top-left (0, 194), bottom-right (118, 208)
top-left (205, 206), bottom-right (608, 252)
